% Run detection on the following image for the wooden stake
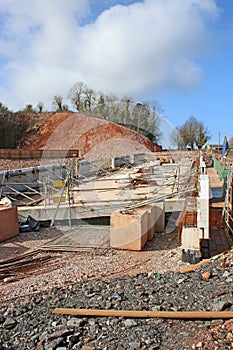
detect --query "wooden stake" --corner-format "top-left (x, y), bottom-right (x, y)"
top-left (52, 308), bottom-right (233, 319)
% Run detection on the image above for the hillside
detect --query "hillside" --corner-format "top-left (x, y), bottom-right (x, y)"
top-left (21, 112), bottom-right (162, 160)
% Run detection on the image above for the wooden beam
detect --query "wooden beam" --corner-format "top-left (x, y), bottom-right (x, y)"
top-left (52, 308), bottom-right (233, 319)
top-left (179, 251), bottom-right (228, 273)
top-left (26, 197), bottom-right (44, 206)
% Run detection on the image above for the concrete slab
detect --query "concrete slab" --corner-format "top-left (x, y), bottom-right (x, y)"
top-left (164, 198), bottom-right (185, 213)
top-left (41, 225), bottom-right (110, 250)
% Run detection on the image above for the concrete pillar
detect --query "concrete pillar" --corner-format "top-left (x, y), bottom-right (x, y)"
top-left (200, 160), bottom-right (206, 175)
top-left (199, 175), bottom-right (210, 198)
top-left (181, 173), bottom-right (210, 263)
top-left (181, 226), bottom-right (202, 264)
top-left (181, 227), bottom-right (199, 251)
top-left (112, 156), bottom-right (131, 169)
top-left (112, 157), bottom-right (122, 169)
top-left (154, 202), bottom-right (165, 233)
top-left (181, 227), bottom-right (201, 264)
top-left (198, 175), bottom-right (210, 239)
top-left (110, 208), bottom-right (148, 250)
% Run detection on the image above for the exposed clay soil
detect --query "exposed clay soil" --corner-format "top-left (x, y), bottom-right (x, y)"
top-left (20, 112), bottom-right (160, 160)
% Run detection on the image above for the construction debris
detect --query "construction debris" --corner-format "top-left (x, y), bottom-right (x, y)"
top-left (19, 215), bottom-right (40, 232)
top-left (0, 249), bottom-right (60, 283)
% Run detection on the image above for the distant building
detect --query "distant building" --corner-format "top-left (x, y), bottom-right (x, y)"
top-left (206, 144), bottom-right (223, 152)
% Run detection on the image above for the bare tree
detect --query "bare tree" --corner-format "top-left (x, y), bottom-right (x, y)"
top-left (24, 104), bottom-right (34, 113)
top-left (37, 102), bottom-right (44, 113)
top-left (68, 81), bottom-right (87, 112)
top-left (52, 95), bottom-right (63, 112)
top-left (120, 96), bottom-right (134, 125)
top-left (229, 137), bottom-right (233, 149)
top-left (67, 81), bottom-right (163, 143)
top-left (146, 100), bottom-right (162, 142)
top-left (0, 102), bottom-right (9, 114)
top-left (196, 123), bottom-right (211, 149)
top-left (83, 88), bottom-right (96, 112)
top-left (93, 93), bottom-right (105, 118)
top-left (175, 116), bottom-right (210, 149)
top-left (170, 128), bottom-right (186, 150)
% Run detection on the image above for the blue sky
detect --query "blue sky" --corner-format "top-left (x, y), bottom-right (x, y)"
top-left (0, 0), bottom-right (232, 146)
top-left (156, 0), bottom-right (233, 146)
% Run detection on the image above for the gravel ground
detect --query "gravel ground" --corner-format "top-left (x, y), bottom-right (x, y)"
top-left (0, 227), bottom-right (232, 349)
top-left (0, 227), bottom-right (188, 302)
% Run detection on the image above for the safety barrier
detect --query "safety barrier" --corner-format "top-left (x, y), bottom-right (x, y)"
top-left (212, 155), bottom-right (229, 188)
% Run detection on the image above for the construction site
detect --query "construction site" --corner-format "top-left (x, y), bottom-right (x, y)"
top-left (0, 112), bottom-right (233, 349)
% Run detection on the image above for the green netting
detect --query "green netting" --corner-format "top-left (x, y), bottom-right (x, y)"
top-left (212, 156), bottom-right (229, 188)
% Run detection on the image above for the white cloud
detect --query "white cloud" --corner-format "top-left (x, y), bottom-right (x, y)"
top-left (0, 0), bottom-right (219, 110)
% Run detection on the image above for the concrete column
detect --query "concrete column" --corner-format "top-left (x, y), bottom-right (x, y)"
top-left (197, 175), bottom-right (210, 239)
top-left (112, 156), bottom-right (131, 168)
top-left (181, 227), bottom-right (199, 251)
top-left (199, 152), bottom-right (206, 175)
top-left (199, 175), bottom-right (210, 198)
top-left (133, 153), bottom-right (146, 164)
top-left (154, 202), bottom-right (165, 233)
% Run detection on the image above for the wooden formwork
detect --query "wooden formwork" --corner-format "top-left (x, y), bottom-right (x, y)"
top-left (176, 210), bottom-right (197, 244)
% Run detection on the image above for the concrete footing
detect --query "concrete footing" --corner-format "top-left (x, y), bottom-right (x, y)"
top-left (154, 202), bottom-right (165, 233)
top-left (110, 202), bottom-right (165, 250)
top-left (182, 249), bottom-right (201, 264)
top-left (0, 206), bottom-right (19, 242)
top-left (147, 205), bottom-right (156, 240)
top-left (110, 208), bottom-right (148, 250)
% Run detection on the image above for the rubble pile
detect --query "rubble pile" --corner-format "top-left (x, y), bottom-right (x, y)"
top-left (0, 250), bottom-right (232, 349)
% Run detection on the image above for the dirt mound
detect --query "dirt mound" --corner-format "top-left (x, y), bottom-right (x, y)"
top-left (21, 112), bottom-right (161, 160)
